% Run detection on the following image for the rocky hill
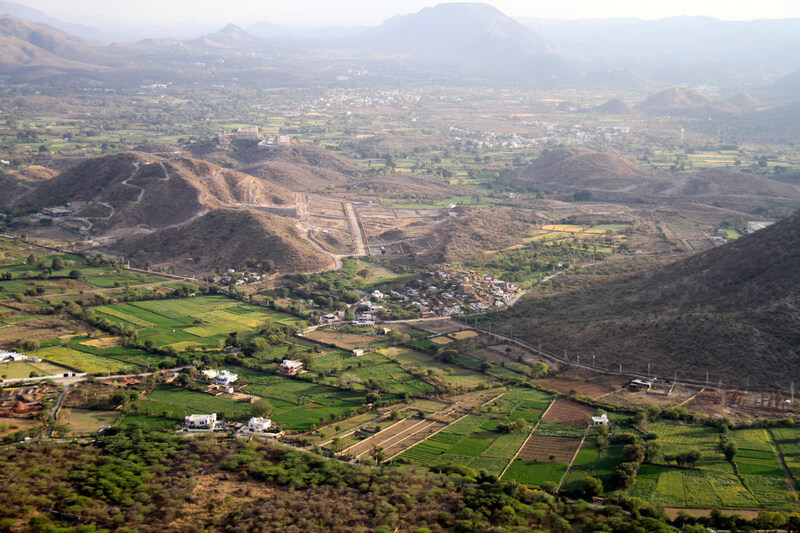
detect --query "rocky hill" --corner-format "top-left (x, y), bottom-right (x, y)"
top-left (106, 208), bottom-right (333, 274)
top-left (636, 87), bottom-right (741, 117)
top-left (496, 209), bottom-right (800, 387)
top-left (592, 98), bottom-right (633, 114)
top-left (515, 147), bottom-right (657, 192)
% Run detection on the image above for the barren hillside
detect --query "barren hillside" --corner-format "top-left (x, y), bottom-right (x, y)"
top-left (107, 208), bottom-right (333, 274)
top-left (496, 209), bottom-right (800, 387)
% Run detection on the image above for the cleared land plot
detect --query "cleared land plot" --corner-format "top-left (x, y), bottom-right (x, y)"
top-left (541, 398), bottom-right (595, 426)
top-left (535, 377), bottom-right (614, 398)
top-left (517, 435), bottom-right (581, 463)
top-left (304, 330), bottom-right (380, 350)
top-left (59, 408), bottom-right (120, 435)
top-left (117, 414), bottom-right (180, 430)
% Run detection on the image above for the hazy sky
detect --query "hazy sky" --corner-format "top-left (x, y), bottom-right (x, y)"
top-left (17, 0), bottom-right (800, 28)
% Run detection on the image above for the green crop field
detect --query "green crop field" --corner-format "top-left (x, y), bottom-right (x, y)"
top-left (133, 386), bottom-right (253, 421)
top-left (448, 436), bottom-right (493, 457)
top-left (431, 454), bottom-right (473, 468)
top-left (560, 443), bottom-right (624, 494)
top-left (636, 467), bottom-right (759, 508)
top-left (768, 427), bottom-right (800, 482)
top-left (534, 421), bottom-right (586, 438)
top-left (92, 295), bottom-right (302, 349)
top-left (481, 433), bottom-right (528, 460)
top-left (33, 346), bottom-right (137, 374)
top-left (503, 460), bottom-right (567, 485)
top-left (117, 414), bottom-right (180, 431)
top-left (648, 421), bottom-right (728, 469)
top-left (467, 457), bottom-right (509, 476)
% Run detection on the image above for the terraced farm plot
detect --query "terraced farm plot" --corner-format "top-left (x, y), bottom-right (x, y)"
top-left (449, 330), bottom-right (478, 340)
top-left (503, 460), bottom-right (568, 485)
top-left (448, 436), bottom-right (493, 457)
top-left (385, 347), bottom-right (489, 389)
top-left (517, 435), bottom-right (581, 464)
top-left (541, 398), bottom-right (594, 426)
top-left (648, 421), bottom-right (728, 468)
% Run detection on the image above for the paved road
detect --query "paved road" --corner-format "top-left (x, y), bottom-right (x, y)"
top-left (343, 202), bottom-right (366, 256)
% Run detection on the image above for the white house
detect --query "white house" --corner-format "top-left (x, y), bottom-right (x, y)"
top-left (352, 349), bottom-right (365, 357)
top-left (591, 414), bottom-right (609, 426)
top-left (0, 351), bottom-right (27, 363)
top-left (185, 413), bottom-right (217, 431)
top-left (281, 360), bottom-right (303, 376)
top-left (214, 370), bottom-right (238, 386)
top-left (246, 417), bottom-right (272, 433)
top-left (201, 369), bottom-right (219, 381)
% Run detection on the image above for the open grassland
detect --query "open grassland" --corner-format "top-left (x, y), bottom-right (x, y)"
top-left (382, 347), bottom-right (491, 389)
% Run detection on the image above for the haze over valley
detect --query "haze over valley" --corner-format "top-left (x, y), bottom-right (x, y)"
top-left (1, 2), bottom-right (800, 531)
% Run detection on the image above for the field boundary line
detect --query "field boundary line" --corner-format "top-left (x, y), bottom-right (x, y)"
top-left (375, 419), bottom-right (443, 459)
top-left (340, 416), bottom-right (411, 455)
top-left (767, 429), bottom-right (797, 496)
top-left (385, 413), bottom-right (470, 461)
top-left (499, 399), bottom-right (555, 479)
top-left (557, 428), bottom-right (588, 492)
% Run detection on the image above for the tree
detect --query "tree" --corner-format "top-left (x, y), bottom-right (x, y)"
top-left (51, 256), bottom-right (64, 271)
top-left (251, 398), bottom-right (274, 418)
top-left (69, 269), bottom-right (82, 280)
top-left (582, 476), bottom-right (603, 498)
top-left (643, 441), bottom-right (660, 463)
top-left (623, 443), bottom-right (645, 464)
top-left (723, 442), bottom-right (738, 462)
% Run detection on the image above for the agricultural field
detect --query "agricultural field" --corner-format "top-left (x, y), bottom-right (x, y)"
top-left (397, 388), bottom-right (559, 482)
top-left (0, 360), bottom-right (72, 379)
top-left (626, 425), bottom-right (793, 509)
top-left (541, 398), bottom-right (595, 426)
top-left (382, 347), bottom-right (490, 389)
top-left (503, 460), bottom-right (568, 485)
top-left (517, 435), bottom-right (581, 464)
top-left (770, 427), bottom-right (800, 481)
top-left (132, 386), bottom-right (254, 421)
top-left (93, 295), bottom-right (302, 349)
top-left (32, 346), bottom-right (138, 374)
top-left (560, 443), bottom-right (625, 494)
top-left (630, 467), bottom-right (760, 508)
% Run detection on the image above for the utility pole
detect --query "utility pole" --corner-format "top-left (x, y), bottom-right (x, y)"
top-left (706, 371), bottom-right (709, 386)
top-left (592, 354), bottom-right (595, 368)
top-left (619, 363), bottom-right (622, 374)
top-left (647, 363), bottom-right (651, 376)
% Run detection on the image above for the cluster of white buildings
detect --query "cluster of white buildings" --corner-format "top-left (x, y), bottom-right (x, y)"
top-left (0, 351), bottom-right (36, 363)
top-left (201, 369), bottom-right (238, 386)
top-left (183, 413), bottom-right (276, 435)
top-left (218, 126), bottom-right (260, 144)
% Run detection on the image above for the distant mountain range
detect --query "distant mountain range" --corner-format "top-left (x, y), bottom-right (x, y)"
top-left (0, 2), bottom-right (798, 88)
